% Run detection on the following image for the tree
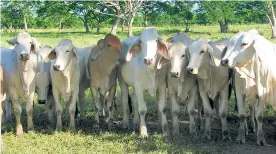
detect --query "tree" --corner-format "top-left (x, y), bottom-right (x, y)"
top-left (266, 1), bottom-right (276, 39)
top-left (199, 1), bottom-right (236, 33)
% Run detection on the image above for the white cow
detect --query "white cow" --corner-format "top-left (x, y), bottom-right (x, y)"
top-left (46, 39), bottom-right (90, 130)
top-left (1, 32), bottom-right (42, 135)
top-left (221, 29), bottom-right (276, 145)
top-left (187, 38), bottom-right (231, 140)
top-left (0, 64), bottom-right (4, 148)
top-left (119, 28), bottom-right (171, 137)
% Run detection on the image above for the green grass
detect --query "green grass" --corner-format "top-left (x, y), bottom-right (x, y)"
top-left (1, 25), bottom-right (276, 153)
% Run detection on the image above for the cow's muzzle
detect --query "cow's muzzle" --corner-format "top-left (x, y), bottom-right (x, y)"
top-left (221, 59), bottom-right (229, 66)
top-left (20, 53), bottom-right (30, 61)
top-left (144, 58), bottom-right (153, 65)
top-left (53, 64), bottom-right (60, 71)
top-left (187, 67), bottom-right (198, 74)
top-left (170, 71), bottom-right (180, 78)
top-left (38, 100), bottom-right (46, 104)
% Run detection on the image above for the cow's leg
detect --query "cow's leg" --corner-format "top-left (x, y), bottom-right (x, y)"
top-left (134, 85), bottom-right (147, 137)
top-left (157, 83), bottom-right (169, 135)
top-left (4, 98), bottom-right (12, 123)
top-left (219, 87), bottom-right (231, 141)
top-left (167, 81), bottom-right (178, 136)
top-left (46, 95), bottom-right (54, 124)
top-left (255, 99), bottom-right (267, 146)
top-left (249, 104), bottom-right (256, 133)
top-left (79, 84), bottom-right (85, 120)
top-left (132, 90), bottom-right (139, 131)
top-left (91, 87), bottom-right (101, 130)
top-left (118, 74), bottom-right (130, 129)
top-left (9, 89), bottom-right (23, 136)
top-left (236, 89), bottom-right (246, 144)
top-left (68, 89), bottom-right (78, 130)
top-left (26, 91), bottom-right (35, 131)
top-left (199, 86), bottom-right (212, 139)
top-left (106, 86), bottom-right (116, 130)
top-left (197, 92), bottom-right (203, 131)
top-left (188, 87), bottom-right (197, 136)
top-left (53, 88), bottom-right (62, 131)
top-left (0, 100), bottom-right (2, 147)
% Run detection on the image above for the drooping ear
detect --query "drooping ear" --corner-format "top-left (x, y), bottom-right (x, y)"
top-left (185, 47), bottom-right (190, 61)
top-left (126, 40), bottom-right (141, 61)
top-left (47, 49), bottom-right (56, 61)
top-left (157, 57), bottom-right (170, 69)
top-left (6, 37), bottom-right (17, 45)
top-left (72, 47), bottom-right (79, 60)
top-left (166, 37), bottom-right (173, 43)
top-left (207, 43), bottom-right (221, 67)
top-left (157, 39), bottom-right (169, 59)
top-left (105, 33), bottom-right (121, 50)
top-left (31, 37), bottom-right (41, 54)
top-left (221, 46), bottom-right (227, 59)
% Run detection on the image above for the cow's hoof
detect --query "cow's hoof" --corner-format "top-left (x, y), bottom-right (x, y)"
top-left (56, 125), bottom-right (62, 131)
top-left (257, 130), bottom-right (270, 146)
top-left (204, 130), bottom-right (211, 140)
top-left (69, 126), bottom-right (76, 131)
top-left (140, 126), bottom-right (148, 138)
top-left (236, 139), bottom-right (245, 144)
top-left (222, 130), bottom-right (231, 141)
top-left (16, 125), bottom-right (23, 136)
top-left (257, 140), bottom-right (271, 146)
top-left (162, 123), bottom-right (170, 135)
top-left (93, 125), bottom-right (102, 134)
top-left (108, 122), bottom-right (115, 131)
top-left (133, 124), bottom-right (139, 132)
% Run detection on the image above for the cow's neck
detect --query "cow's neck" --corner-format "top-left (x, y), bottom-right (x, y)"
top-left (62, 57), bottom-right (78, 94)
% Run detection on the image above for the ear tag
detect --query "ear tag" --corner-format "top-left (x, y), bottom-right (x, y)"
top-left (134, 45), bottom-right (139, 51)
top-left (98, 50), bottom-right (102, 55)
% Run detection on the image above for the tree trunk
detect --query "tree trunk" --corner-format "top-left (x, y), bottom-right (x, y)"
top-left (84, 15), bottom-right (90, 33)
top-left (267, 1), bottom-right (276, 39)
top-left (59, 21), bottom-right (62, 32)
top-left (219, 20), bottom-right (228, 33)
top-left (8, 24), bottom-right (13, 33)
top-left (144, 12), bottom-right (148, 27)
top-left (128, 13), bottom-right (135, 37)
top-left (24, 16), bottom-right (28, 32)
top-left (121, 19), bottom-right (125, 32)
top-left (97, 24), bottom-right (101, 34)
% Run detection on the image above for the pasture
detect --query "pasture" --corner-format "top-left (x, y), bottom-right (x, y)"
top-left (1, 25), bottom-right (276, 154)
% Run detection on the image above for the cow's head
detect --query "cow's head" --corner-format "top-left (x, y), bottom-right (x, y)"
top-left (125, 28), bottom-right (169, 70)
top-left (221, 29), bottom-right (259, 68)
top-left (47, 39), bottom-right (78, 71)
top-left (187, 38), bottom-right (221, 75)
top-left (7, 32), bottom-right (40, 62)
top-left (35, 72), bottom-right (51, 104)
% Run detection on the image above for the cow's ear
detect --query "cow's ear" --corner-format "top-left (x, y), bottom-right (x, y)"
top-left (208, 43), bottom-right (221, 67)
top-left (185, 47), bottom-right (190, 61)
top-left (157, 39), bottom-right (169, 59)
top-left (105, 33), bottom-right (121, 50)
top-left (126, 40), bottom-right (141, 61)
top-left (47, 49), bottom-right (56, 61)
top-left (6, 37), bottom-right (17, 45)
top-left (157, 56), bottom-right (170, 69)
top-left (166, 37), bottom-right (173, 43)
top-left (97, 39), bottom-right (104, 49)
top-left (31, 37), bottom-right (41, 54)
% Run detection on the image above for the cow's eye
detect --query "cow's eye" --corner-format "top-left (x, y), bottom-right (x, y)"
top-left (181, 54), bottom-right (185, 58)
top-left (241, 43), bottom-right (248, 46)
top-left (200, 50), bottom-right (205, 54)
top-left (66, 50), bottom-right (69, 53)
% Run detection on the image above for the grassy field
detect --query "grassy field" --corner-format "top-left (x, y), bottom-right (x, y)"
top-left (1, 24), bottom-right (276, 153)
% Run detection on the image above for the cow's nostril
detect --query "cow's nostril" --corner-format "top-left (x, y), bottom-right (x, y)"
top-left (176, 72), bottom-right (179, 77)
top-left (38, 100), bottom-right (46, 104)
top-left (221, 59), bottom-right (229, 66)
top-left (53, 65), bottom-right (60, 71)
top-left (188, 68), bottom-right (193, 73)
top-left (144, 58), bottom-right (153, 65)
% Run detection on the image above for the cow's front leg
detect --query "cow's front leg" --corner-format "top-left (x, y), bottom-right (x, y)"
top-left (187, 87), bottom-right (197, 136)
top-left (199, 87), bottom-right (212, 140)
top-left (236, 88), bottom-right (246, 144)
top-left (91, 87), bottom-right (101, 131)
top-left (106, 86), bottom-right (116, 130)
top-left (158, 83), bottom-right (169, 135)
top-left (78, 85), bottom-right (86, 120)
top-left (249, 103), bottom-right (256, 133)
top-left (9, 89), bottom-right (23, 136)
top-left (132, 90), bottom-right (139, 131)
top-left (219, 88), bottom-right (231, 141)
top-left (255, 98), bottom-right (268, 146)
top-left (68, 89), bottom-right (78, 130)
top-left (26, 90), bottom-right (35, 131)
top-left (53, 88), bottom-right (62, 131)
top-left (134, 84), bottom-right (147, 138)
top-left (46, 95), bottom-right (54, 124)
top-left (118, 73), bottom-right (130, 130)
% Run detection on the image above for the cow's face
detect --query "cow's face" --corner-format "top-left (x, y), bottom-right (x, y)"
top-left (48, 39), bottom-right (78, 71)
top-left (35, 72), bottom-right (50, 104)
top-left (221, 30), bottom-right (257, 68)
top-left (126, 28), bottom-right (169, 70)
top-left (7, 32), bottom-right (39, 62)
top-left (168, 42), bottom-right (189, 78)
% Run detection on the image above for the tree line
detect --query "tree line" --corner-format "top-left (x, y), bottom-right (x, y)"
top-left (1, 0), bottom-right (276, 38)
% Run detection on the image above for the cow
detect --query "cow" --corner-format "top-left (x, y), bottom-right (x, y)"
top-left (1, 32), bottom-right (45, 136)
top-left (89, 34), bottom-right (121, 130)
top-left (119, 28), bottom-right (171, 137)
top-left (0, 64), bottom-right (5, 148)
top-left (186, 38), bottom-right (231, 140)
top-left (45, 39), bottom-right (91, 130)
top-left (221, 29), bottom-right (276, 146)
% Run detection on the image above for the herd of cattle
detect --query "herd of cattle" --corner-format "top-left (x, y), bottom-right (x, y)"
top-left (0, 28), bottom-right (276, 148)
